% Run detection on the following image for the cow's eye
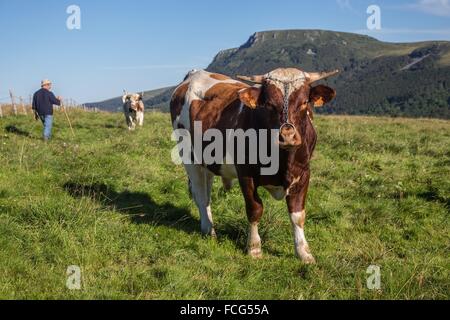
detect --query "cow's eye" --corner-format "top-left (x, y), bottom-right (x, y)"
top-left (299, 99), bottom-right (309, 106)
top-left (268, 103), bottom-right (281, 111)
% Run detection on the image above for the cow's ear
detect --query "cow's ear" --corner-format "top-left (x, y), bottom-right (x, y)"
top-left (238, 87), bottom-right (261, 109)
top-left (123, 94), bottom-right (132, 104)
top-left (310, 85), bottom-right (336, 107)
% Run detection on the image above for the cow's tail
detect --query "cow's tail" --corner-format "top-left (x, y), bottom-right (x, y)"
top-left (188, 178), bottom-right (193, 199)
top-left (221, 177), bottom-right (234, 192)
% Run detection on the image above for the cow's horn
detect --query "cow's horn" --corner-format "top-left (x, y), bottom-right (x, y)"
top-left (307, 70), bottom-right (339, 83)
top-left (236, 75), bottom-right (264, 84)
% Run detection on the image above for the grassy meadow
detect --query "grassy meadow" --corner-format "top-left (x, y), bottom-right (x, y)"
top-left (0, 110), bottom-right (448, 299)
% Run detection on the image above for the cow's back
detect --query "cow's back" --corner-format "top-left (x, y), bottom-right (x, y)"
top-left (171, 70), bottom-right (248, 132)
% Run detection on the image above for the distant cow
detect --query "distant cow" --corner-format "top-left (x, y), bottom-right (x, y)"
top-left (171, 68), bottom-right (338, 264)
top-left (122, 92), bottom-right (145, 130)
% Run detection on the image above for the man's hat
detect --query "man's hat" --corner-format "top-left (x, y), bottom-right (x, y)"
top-left (41, 79), bottom-right (52, 87)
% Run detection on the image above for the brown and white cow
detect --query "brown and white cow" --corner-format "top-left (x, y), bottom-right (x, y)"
top-left (170, 68), bottom-right (338, 264)
top-left (123, 91), bottom-right (145, 130)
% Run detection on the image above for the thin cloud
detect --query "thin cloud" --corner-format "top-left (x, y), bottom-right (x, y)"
top-left (336, 0), bottom-right (362, 15)
top-left (355, 28), bottom-right (450, 35)
top-left (407, 0), bottom-right (450, 17)
top-left (336, 0), bottom-right (353, 10)
top-left (100, 65), bottom-right (195, 71)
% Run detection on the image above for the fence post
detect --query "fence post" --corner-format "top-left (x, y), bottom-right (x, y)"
top-left (9, 90), bottom-right (17, 116)
top-left (20, 97), bottom-right (27, 115)
top-left (0, 104), bottom-right (3, 118)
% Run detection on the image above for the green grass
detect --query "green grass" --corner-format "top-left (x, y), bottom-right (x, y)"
top-left (0, 111), bottom-right (449, 300)
top-left (440, 51), bottom-right (450, 67)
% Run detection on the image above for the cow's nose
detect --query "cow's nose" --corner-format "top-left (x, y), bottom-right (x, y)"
top-left (280, 124), bottom-right (296, 139)
top-left (279, 124), bottom-right (302, 149)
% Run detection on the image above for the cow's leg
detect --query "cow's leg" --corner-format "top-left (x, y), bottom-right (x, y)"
top-left (185, 165), bottom-right (216, 237)
top-left (131, 114), bottom-right (138, 131)
top-left (137, 111), bottom-right (144, 126)
top-left (127, 115), bottom-right (135, 131)
top-left (289, 210), bottom-right (315, 264)
top-left (239, 177), bottom-right (263, 258)
top-left (124, 111), bottom-right (132, 131)
top-left (286, 176), bottom-right (316, 264)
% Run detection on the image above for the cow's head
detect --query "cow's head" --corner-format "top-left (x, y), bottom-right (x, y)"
top-left (122, 91), bottom-right (144, 112)
top-left (237, 68), bottom-right (338, 150)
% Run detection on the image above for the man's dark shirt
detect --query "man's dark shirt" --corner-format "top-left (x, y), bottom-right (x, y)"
top-left (32, 88), bottom-right (61, 116)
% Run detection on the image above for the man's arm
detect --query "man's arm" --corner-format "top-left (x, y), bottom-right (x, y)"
top-left (32, 93), bottom-right (39, 120)
top-left (49, 92), bottom-right (61, 106)
top-left (32, 94), bottom-right (37, 111)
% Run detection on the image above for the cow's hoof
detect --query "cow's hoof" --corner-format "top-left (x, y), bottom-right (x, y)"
top-left (202, 228), bottom-right (217, 239)
top-left (301, 254), bottom-right (316, 265)
top-left (221, 178), bottom-right (234, 192)
top-left (248, 248), bottom-right (263, 259)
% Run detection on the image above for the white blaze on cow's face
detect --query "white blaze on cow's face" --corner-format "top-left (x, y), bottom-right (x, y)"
top-left (263, 68), bottom-right (309, 149)
top-left (265, 68), bottom-right (307, 96)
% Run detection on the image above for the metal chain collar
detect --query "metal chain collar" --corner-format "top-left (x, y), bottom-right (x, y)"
top-left (265, 73), bottom-right (305, 126)
top-left (282, 83), bottom-right (292, 125)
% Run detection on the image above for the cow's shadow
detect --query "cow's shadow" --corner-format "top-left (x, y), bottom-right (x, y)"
top-left (63, 182), bottom-right (199, 234)
top-left (63, 181), bottom-right (249, 252)
top-left (417, 189), bottom-right (450, 210)
top-left (5, 125), bottom-right (31, 137)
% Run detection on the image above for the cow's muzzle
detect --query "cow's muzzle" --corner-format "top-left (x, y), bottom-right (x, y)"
top-left (278, 123), bottom-right (302, 150)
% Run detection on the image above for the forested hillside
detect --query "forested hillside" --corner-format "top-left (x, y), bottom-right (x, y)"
top-left (88, 30), bottom-right (450, 119)
top-left (208, 30), bottom-right (450, 119)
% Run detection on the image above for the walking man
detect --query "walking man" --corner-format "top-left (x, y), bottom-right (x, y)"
top-left (32, 79), bottom-right (62, 141)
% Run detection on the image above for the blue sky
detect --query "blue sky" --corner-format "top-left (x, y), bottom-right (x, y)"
top-left (0, 0), bottom-right (449, 103)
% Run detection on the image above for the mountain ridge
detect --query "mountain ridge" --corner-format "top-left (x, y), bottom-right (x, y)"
top-left (87, 29), bottom-right (450, 119)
